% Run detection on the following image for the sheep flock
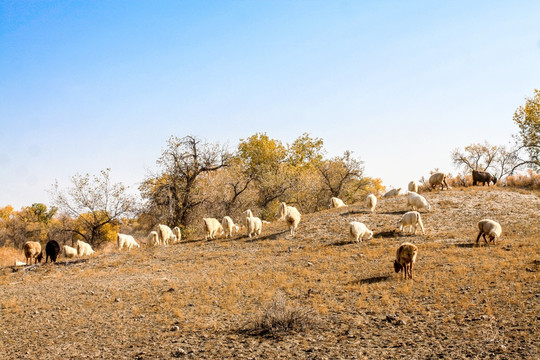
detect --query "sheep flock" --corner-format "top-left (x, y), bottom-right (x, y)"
top-left (11, 170), bottom-right (504, 283)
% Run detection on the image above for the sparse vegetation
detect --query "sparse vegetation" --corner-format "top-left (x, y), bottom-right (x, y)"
top-left (0, 188), bottom-right (538, 359)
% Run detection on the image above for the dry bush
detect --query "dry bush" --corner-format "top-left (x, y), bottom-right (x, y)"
top-left (244, 293), bottom-right (317, 336)
top-left (505, 170), bottom-right (540, 190)
top-left (446, 173), bottom-right (473, 187)
top-left (0, 247), bottom-right (23, 267)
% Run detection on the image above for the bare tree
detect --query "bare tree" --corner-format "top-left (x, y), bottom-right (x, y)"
top-left (141, 135), bottom-right (231, 228)
top-left (51, 168), bottom-right (139, 246)
top-left (451, 141), bottom-right (518, 179)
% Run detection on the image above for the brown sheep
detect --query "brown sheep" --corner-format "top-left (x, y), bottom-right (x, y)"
top-left (429, 172), bottom-right (450, 190)
top-left (394, 242), bottom-right (418, 279)
top-left (23, 241), bottom-right (43, 265)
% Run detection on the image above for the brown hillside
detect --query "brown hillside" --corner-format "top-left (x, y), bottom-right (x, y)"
top-left (1, 187), bottom-right (539, 359)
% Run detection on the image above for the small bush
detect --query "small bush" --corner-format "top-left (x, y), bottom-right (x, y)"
top-left (505, 170), bottom-right (540, 190)
top-left (245, 293), bottom-right (317, 336)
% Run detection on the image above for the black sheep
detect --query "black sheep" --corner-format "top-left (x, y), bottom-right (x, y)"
top-left (472, 170), bottom-right (497, 186)
top-left (45, 240), bottom-right (61, 263)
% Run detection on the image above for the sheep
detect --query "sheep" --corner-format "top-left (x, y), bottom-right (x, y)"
top-left (348, 221), bottom-right (373, 243)
top-left (329, 197), bottom-right (347, 208)
top-left (147, 231), bottom-right (159, 247)
top-left (157, 224), bottom-right (174, 245)
top-left (397, 211), bottom-right (425, 235)
top-left (76, 240), bottom-right (95, 257)
top-left (429, 172), bottom-right (450, 190)
top-left (476, 219), bottom-right (502, 245)
top-left (277, 202), bottom-right (301, 236)
top-left (23, 241), bottom-right (42, 265)
top-left (45, 240), bottom-right (61, 263)
top-left (472, 170), bottom-right (497, 186)
top-left (172, 226), bottom-right (182, 243)
top-left (394, 242), bottom-right (418, 279)
top-left (221, 216), bottom-right (237, 239)
top-left (63, 245), bottom-right (78, 258)
top-left (117, 233), bottom-right (140, 250)
top-left (15, 260), bottom-right (27, 266)
top-left (383, 188), bottom-right (401, 197)
top-left (366, 194), bottom-right (377, 213)
top-left (203, 218), bottom-right (224, 240)
top-left (242, 209), bottom-right (263, 238)
top-left (406, 192), bottom-right (431, 212)
top-left (408, 180), bottom-right (419, 193)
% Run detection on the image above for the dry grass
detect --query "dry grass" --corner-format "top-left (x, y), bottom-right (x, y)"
top-left (0, 187), bottom-right (539, 359)
top-left (0, 246), bottom-right (25, 267)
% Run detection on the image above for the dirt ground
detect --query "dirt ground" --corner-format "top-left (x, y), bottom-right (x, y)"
top-left (1, 187), bottom-right (539, 359)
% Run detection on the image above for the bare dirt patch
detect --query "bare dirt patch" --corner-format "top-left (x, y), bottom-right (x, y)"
top-left (1, 188), bottom-right (539, 359)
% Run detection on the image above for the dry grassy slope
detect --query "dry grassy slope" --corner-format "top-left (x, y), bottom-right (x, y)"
top-left (0, 187), bottom-right (539, 360)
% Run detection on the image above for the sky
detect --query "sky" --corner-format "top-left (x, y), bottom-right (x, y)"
top-left (1, 0), bottom-right (539, 210)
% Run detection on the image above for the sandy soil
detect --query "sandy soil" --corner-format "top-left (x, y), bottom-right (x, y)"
top-left (1, 187), bottom-right (539, 359)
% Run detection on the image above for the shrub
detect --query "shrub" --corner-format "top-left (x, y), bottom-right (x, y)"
top-left (505, 170), bottom-right (540, 190)
top-left (245, 293), bottom-right (317, 336)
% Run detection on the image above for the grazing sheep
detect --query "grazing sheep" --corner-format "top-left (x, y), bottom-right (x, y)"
top-left (203, 218), bottom-right (224, 240)
top-left (366, 194), bottom-right (377, 213)
top-left (329, 197), bottom-right (347, 208)
top-left (394, 242), bottom-right (418, 279)
top-left (476, 219), bottom-right (502, 245)
top-left (406, 192), bottom-right (431, 212)
top-left (23, 241), bottom-right (42, 265)
top-left (147, 231), bottom-right (159, 247)
top-left (45, 240), bottom-right (61, 263)
top-left (63, 245), bottom-right (78, 258)
top-left (76, 240), bottom-right (95, 257)
top-left (348, 221), bottom-right (373, 243)
top-left (383, 188), bottom-right (402, 197)
top-left (172, 226), bottom-right (182, 243)
top-left (242, 209), bottom-right (263, 238)
top-left (221, 216), bottom-right (237, 239)
top-left (397, 211), bottom-right (425, 235)
top-left (408, 180), bottom-right (419, 193)
top-left (157, 224), bottom-right (174, 245)
top-left (472, 170), bottom-right (497, 186)
top-left (277, 202), bottom-right (301, 236)
top-left (117, 233), bottom-right (140, 250)
top-left (429, 172), bottom-right (450, 190)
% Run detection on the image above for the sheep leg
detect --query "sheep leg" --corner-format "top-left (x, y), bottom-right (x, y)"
top-left (409, 262), bottom-right (414, 279)
top-left (475, 231), bottom-right (482, 244)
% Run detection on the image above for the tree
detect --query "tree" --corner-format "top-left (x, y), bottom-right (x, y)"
top-left (51, 168), bottom-right (138, 246)
top-left (451, 141), bottom-right (518, 179)
top-left (512, 89), bottom-right (540, 171)
top-left (140, 135), bottom-right (231, 228)
top-left (316, 151), bottom-right (364, 199)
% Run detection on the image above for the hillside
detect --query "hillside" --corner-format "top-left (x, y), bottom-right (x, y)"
top-left (1, 187), bottom-right (539, 359)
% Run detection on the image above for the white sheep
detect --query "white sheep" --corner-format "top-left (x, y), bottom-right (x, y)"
top-left (63, 245), bottom-right (78, 258)
top-left (203, 218), bottom-right (224, 240)
top-left (14, 260), bottom-right (27, 266)
top-left (406, 192), bottom-right (431, 212)
top-left (147, 231), bottom-right (159, 247)
top-left (23, 241), bottom-right (42, 264)
top-left (348, 221), bottom-right (373, 243)
top-left (383, 188), bottom-right (402, 197)
top-left (429, 172), bottom-right (450, 190)
top-left (157, 224), bottom-right (174, 245)
top-left (329, 197), bottom-right (347, 208)
top-left (76, 240), bottom-right (95, 257)
top-left (408, 180), bottom-right (419, 193)
top-left (221, 216), bottom-right (237, 239)
top-left (277, 202), bottom-right (301, 236)
top-left (394, 242), bottom-right (418, 279)
top-left (366, 194), bottom-right (377, 213)
top-left (172, 226), bottom-right (182, 243)
top-left (476, 219), bottom-right (502, 245)
top-left (242, 209), bottom-right (263, 238)
top-left (397, 211), bottom-right (425, 235)
top-left (117, 233), bottom-right (140, 250)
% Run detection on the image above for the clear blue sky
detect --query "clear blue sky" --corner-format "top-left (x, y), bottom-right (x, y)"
top-left (1, 1), bottom-right (539, 209)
